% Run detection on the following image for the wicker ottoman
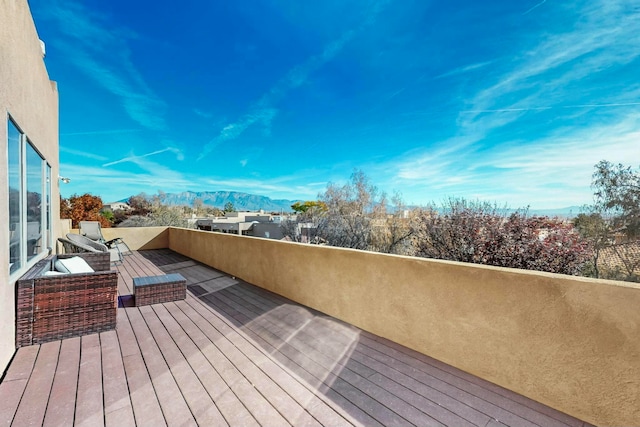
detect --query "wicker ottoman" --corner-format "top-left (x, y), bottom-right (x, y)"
top-left (134, 273), bottom-right (186, 306)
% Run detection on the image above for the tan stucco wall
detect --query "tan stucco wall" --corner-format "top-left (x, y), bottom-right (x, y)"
top-left (100, 226), bottom-right (169, 250)
top-left (0, 0), bottom-right (59, 373)
top-left (169, 227), bottom-right (640, 426)
top-left (67, 226), bottom-right (169, 251)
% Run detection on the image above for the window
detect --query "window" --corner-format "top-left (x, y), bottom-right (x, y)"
top-left (7, 117), bottom-right (52, 275)
top-left (45, 164), bottom-right (51, 250)
top-left (26, 142), bottom-right (44, 261)
top-left (8, 120), bottom-right (22, 273)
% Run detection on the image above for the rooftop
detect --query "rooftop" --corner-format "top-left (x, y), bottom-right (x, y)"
top-left (0, 250), bottom-right (591, 427)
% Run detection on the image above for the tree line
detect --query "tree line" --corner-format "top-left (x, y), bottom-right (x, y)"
top-left (60, 192), bottom-right (230, 229)
top-left (281, 162), bottom-right (639, 282)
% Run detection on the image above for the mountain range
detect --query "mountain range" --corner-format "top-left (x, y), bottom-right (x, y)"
top-left (124, 191), bottom-right (585, 218)
top-left (148, 191), bottom-right (299, 212)
top-left (522, 206), bottom-right (584, 218)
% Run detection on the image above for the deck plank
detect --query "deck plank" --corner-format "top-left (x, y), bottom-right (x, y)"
top-left (187, 294), bottom-right (359, 427)
top-left (365, 334), bottom-right (584, 427)
top-left (117, 267), bottom-right (134, 297)
top-left (249, 296), bottom-right (485, 427)
top-left (101, 330), bottom-right (136, 427)
top-left (11, 341), bottom-right (60, 427)
top-left (160, 303), bottom-right (262, 427)
top-left (226, 289), bottom-right (487, 427)
top-left (183, 297), bottom-right (328, 427)
top-left (2, 345), bottom-right (39, 382)
top-left (75, 334), bottom-right (104, 427)
top-left (171, 275), bottom-right (364, 425)
top-left (357, 335), bottom-right (562, 427)
top-left (201, 287), bottom-right (447, 427)
top-left (116, 308), bottom-right (166, 426)
top-left (184, 294), bottom-right (381, 427)
top-left (0, 346), bottom-right (40, 427)
top-left (174, 300), bottom-right (293, 426)
top-left (140, 304), bottom-right (228, 427)
top-left (0, 379), bottom-right (29, 427)
top-left (43, 337), bottom-right (80, 427)
top-left (125, 307), bottom-right (197, 427)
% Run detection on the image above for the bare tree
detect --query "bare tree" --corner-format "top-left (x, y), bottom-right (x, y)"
top-left (282, 171), bottom-right (417, 253)
top-left (128, 193), bottom-right (152, 216)
top-left (317, 170), bottom-right (377, 250)
top-left (369, 193), bottom-right (419, 255)
top-left (192, 198), bottom-right (204, 216)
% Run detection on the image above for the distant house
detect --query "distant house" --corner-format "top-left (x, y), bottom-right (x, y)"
top-left (103, 202), bottom-right (130, 211)
top-left (195, 210), bottom-right (285, 240)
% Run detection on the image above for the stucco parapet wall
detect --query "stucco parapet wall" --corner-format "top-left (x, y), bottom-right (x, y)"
top-left (69, 226), bottom-right (169, 251)
top-left (167, 227), bottom-right (640, 426)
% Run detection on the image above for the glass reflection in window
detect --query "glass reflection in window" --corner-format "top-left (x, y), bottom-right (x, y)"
top-left (26, 142), bottom-right (43, 261)
top-left (8, 120), bottom-right (22, 273)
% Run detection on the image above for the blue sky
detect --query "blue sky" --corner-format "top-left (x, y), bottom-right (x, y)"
top-left (31, 0), bottom-right (640, 208)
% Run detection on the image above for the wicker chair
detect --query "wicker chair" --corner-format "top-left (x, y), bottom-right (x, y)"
top-left (79, 221), bottom-right (131, 255)
top-left (59, 234), bottom-right (122, 263)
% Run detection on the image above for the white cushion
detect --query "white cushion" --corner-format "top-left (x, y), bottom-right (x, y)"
top-left (55, 256), bottom-right (94, 274)
top-left (54, 259), bottom-right (70, 273)
top-left (43, 270), bottom-right (66, 276)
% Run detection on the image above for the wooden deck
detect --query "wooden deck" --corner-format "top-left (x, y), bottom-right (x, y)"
top-left (0, 249), bottom-right (591, 427)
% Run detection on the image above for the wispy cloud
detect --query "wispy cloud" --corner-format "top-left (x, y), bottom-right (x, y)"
top-left (193, 109), bottom-right (214, 119)
top-left (435, 61), bottom-right (494, 79)
top-left (460, 102), bottom-right (640, 114)
top-left (461, 0), bottom-right (640, 129)
top-left (197, 108), bottom-right (277, 161)
top-left (464, 114), bottom-right (640, 207)
top-left (42, 1), bottom-right (167, 131)
top-left (387, 0), bottom-right (640, 207)
top-left (198, 0), bottom-right (389, 160)
top-left (386, 111), bottom-right (640, 208)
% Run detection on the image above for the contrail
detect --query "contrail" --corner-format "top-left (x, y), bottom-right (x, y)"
top-left (523, 0), bottom-right (547, 15)
top-left (103, 148), bottom-right (173, 167)
top-left (461, 102), bottom-right (640, 114)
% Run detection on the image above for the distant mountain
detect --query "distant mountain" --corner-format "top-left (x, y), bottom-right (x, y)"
top-left (524, 206), bottom-right (585, 218)
top-left (147, 191), bottom-right (299, 212)
top-left (121, 191), bottom-right (585, 218)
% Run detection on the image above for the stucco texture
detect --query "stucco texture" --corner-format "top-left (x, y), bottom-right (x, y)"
top-left (1, 0), bottom-right (59, 373)
top-left (99, 226), bottom-right (169, 250)
top-left (169, 227), bottom-right (640, 426)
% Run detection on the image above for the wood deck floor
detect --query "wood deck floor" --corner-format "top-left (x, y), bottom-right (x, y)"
top-left (0, 249), bottom-right (591, 427)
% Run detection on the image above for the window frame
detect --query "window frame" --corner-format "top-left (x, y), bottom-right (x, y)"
top-left (7, 115), bottom-right (52, 279)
